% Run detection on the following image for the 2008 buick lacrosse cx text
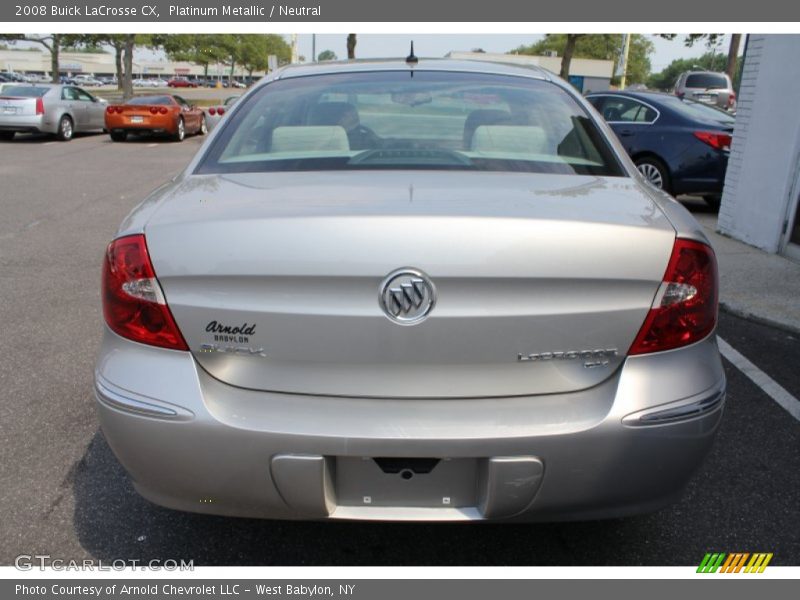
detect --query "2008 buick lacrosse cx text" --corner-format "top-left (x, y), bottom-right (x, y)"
top-left (95, 57), bottom-right (724, 523)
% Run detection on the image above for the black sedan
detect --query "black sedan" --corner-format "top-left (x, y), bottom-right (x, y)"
top-left (587, 90), bottom-right (734, 209)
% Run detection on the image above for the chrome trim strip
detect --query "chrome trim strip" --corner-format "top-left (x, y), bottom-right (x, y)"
top-left (622, 383), bottom-right (725, 427)
top-left (94, 377), bottom-right (193, 420)
top-left (587, 93), bottom-right (662, 126)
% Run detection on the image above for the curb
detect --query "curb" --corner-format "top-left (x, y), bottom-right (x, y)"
top-left (720, 302), bottom-right (800, 337)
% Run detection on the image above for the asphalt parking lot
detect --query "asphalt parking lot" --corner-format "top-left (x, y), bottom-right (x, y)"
top-left (0, 131), bottom-right (798, 567)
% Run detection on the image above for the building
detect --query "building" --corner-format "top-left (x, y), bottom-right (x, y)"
top-left (0, 48), bottom-right (265, 80)
top-left (445, 51), bottom-right (614, 93)
top-left (719, 35), bottom-right (800, 261)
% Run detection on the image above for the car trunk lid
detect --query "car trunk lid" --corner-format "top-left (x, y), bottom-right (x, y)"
top-left (144, 171), bottom-right (676, 398)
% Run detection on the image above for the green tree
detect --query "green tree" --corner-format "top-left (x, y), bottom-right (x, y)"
top-left (347, 34), bottom-right (357, 59)
top-left (67, 34), bottom-right (143, 98)
top-left (511, 34), bottom-right (654, 85)
top-left (659, 33), bottom-right (741, 81)
top-left (156, 34), bottom-right (229, 80)
top-left (647, 51), bottom-right (742, 91)
top-left (317, 49), bottom-right (337, 62)
top-left (0, 34), bottom-right (85, 82)
top-left (239, 35), bottom-right (291, 77)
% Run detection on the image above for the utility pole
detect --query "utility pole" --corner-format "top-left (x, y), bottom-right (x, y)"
top-left (618, 34), bottom-right (631, 89)
top-left (312, 34), bottom-right (316, 62)
top-left (290, 33), bottom-right (298, 64)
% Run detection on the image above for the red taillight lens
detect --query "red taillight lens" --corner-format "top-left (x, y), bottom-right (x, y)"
top-left (149, 106), bottom-right (158, 114)
top-left (106, 106), bottom-right (115, 114)
top-left (35, 97), bottom-right (44, 115)
top-left (694, 131), bottom-right (732, 151)
top-left (102, 235), bottom-right (188, 351)
top-left (159, 106), bottom-right (168, 114)
top-left (727, 92), bottom-right (736, 109)
top-left (115, 106), bottom-right (123, 114)
top-left (208, 107), bottom-right (216, 115)
top-left (217, 107), bottom-right (225, 115)
top-left (628, 238), bottom-right (718, 355)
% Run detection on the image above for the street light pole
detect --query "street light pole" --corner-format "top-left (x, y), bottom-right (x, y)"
top-left (619, 34), bottom-right (632, 89)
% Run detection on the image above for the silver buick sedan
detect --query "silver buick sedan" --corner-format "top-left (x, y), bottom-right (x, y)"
top-left (95, 59), bottom-right (725, 522)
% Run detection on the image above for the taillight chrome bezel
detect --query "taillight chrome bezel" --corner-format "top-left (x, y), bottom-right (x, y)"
top-left (628, 237), bottom-right (719, 356)
top-left (102, 234), bottom-right (188, 351)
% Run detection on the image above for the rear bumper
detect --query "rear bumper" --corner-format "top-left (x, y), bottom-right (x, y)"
top-left (0, 114), bottom-right (46, 133)
top-left (106, 115), bottom-right (175, 134)
top-left (95, 328), bottom-right (725, 521)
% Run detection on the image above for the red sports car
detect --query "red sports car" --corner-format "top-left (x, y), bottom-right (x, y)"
top-left (105, 94), bottom-right (207, 142)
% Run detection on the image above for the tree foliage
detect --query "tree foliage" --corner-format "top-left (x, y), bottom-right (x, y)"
top-left (510, 34), bottom-right (655, 85)
top-left (317, 49), bottom-right (337, 62)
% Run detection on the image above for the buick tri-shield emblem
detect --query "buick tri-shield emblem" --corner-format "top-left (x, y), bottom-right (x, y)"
top-left (379, 268), bottom-right (436, 325)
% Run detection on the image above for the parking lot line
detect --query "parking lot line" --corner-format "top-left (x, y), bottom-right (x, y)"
top-left (147, 143), bottom-right (159, 147)
top-left (718, 336), bottom-right (800, 421)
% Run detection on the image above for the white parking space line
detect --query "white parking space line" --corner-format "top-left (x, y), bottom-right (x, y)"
top-left (718, 336), bottom-right (800, 421)
top-left (42, 142), bottom-right (56, 146)
top-left (147, 143), bottom-right (159, 148)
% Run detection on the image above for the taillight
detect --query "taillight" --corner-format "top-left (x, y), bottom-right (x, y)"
top-left (727, 91), bottom-right (736, 109)
top-left (159, 106), bottom-right (168, 114)
top-left (149, 106), bottom-right (158, 114)
top-left (106, 106), bottom-right (115, 114)
top-left (115, 106), bottom-right (123, 114)
top-left (694, 131), bottom-right (732, 151)
top-left (208, 107), bottom-right (216, 115)
top-left (35, 97), bottom-right (44, 115)
top-left (217, 107), bottom-right (225, 115)
top-left (102, 235), bottom-right (188, 351)
top-left (628, 238), bottom-right (718, 355)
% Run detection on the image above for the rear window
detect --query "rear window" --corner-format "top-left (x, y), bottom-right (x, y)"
top-left (685, 73), bottom-right (729, 89)
top-left (196, 71), bottom-right (624, 177)
top-left (660, 96), bottom-right (735, 125)
top-left (2, 86), bottom-right (48, 97)
top-left (127, 95), bottom-right (173, 105)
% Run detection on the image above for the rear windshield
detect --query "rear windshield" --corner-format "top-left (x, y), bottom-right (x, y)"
top-left (660, 95), bottom-right (735, 125)
top-left (196, 71), bottom-right (624, 177)
top-left (127, 95), bottom-right (173, 105)
top-left (2, 86), bottom-right (48, 97)
top-left (685, 73), bottom-right (729, 89)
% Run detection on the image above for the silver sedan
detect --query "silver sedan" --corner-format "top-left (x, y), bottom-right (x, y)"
top-left (95, 59), bottom-right (725, 522)
top-left (0, 83), bottom-right (107, 141)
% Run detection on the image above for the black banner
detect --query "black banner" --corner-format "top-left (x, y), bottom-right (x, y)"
top-left (2, 0), bottom-right (799, 22)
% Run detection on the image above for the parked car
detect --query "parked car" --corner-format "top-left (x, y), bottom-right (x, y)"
top-left (96, 59), bottom-right (724, 522)
top-left (587, 90), bottom-right (735, 209)
top-left (204, 94), bottom-right (240, 131)
top-left (104, 94), bottom-right (207, 142)
top-left (0, 84), bottom-right (107, 141)
top-left (167, 77), bottom-right (199, 88)
top-left (72, 75), bottom-right (104, 87)
top-left (674, 71), bottom-right (736, 112)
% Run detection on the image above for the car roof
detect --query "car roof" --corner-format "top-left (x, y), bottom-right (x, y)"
top-left (586, 90), bottom-right (676, 102)
top-left (269, 58), bottom-right (552, 83)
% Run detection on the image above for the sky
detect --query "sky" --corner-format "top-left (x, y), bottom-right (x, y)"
top-left (294, 34), bottom-right (741, 71)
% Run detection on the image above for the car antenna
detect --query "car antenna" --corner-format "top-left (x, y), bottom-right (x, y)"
top-left (406, 41), bottom-right (418, 65)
